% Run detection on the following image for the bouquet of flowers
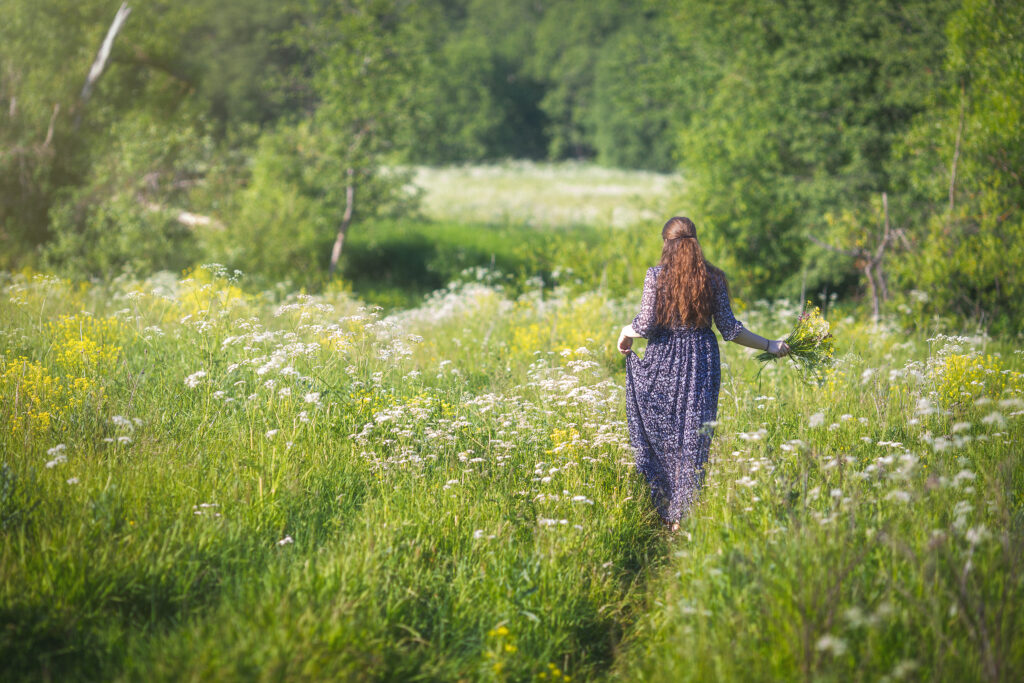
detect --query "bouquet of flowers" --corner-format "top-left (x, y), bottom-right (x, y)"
top-left (757, 303), bottom-right (836, 384)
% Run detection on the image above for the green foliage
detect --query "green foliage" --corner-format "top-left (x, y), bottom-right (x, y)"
top-left (339, 218), bottom-right (662, 309)
top-left (2, 0), bottom-right (1022, 332)
top-left (42, 116), bottom-right (211, 278)
top-left (589, 20), bottom-right (679, 172)
top-left (182, 0), bottom-right (310, 133)
top-left (892, 0), bottom-right (1024, 333)
top-left (526, 0), bottom-right (629, 159)
top-left (664, 0), bottom-right (956, 298)
top-left (200, 123), bottom-right (333, 286)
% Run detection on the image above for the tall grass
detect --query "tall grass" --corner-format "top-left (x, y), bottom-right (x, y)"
top-left (613, 314), bottom-right (1024, 681)
top-left (1, 268), bottom-right (1022, 681)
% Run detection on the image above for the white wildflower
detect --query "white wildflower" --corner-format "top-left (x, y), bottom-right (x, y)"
top-left (953, 469), bottom-right (976, 486)
top-left (184, 370), bottom-right (207, 388)
top-left (277, 535), bottom-right (294, 546)
top-left (886, 489), bottom-right (911, 503)
top-left (809, 412), bottom-right (825, 428)
top-left (981, 411), bottom-right (1006, 427)
top-left (915, 398), bottom-right (935, 415)
top-left (111, 415), bottom-right (134, 430)
top-left (965, 525), bottom-right (988, 546)
top-left (815, 634), bottom-right (848, 656)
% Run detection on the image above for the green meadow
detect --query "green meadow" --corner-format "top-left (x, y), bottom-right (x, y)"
top-left (2, 172), bottom-right (1022, 679)
top-left (4, 0), bottom-right (1023, 677)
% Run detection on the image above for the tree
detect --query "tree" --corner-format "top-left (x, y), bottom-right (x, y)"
top-left (205, 0), bottom-right (431, 282)
top-left (661, 0), bottom-right (956, 300)
top-left (589, 15), bottom-right (680, 172)
top-left (526, 0), bottom-right (640, 160)
top-left (892, 0), bottom-right (1024, 331)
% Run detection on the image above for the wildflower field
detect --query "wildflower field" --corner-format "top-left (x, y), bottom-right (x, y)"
top-left (1, 262), bottom-right (1022, 681)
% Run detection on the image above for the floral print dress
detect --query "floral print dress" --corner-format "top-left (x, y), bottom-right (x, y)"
top-left (625, 266), bottom-right (744, 523)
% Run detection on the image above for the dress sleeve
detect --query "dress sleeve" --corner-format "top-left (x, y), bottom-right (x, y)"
top-left (711, 272), bottom-right (744, 341)
top-left (631, 267), bottom-right (658, 337)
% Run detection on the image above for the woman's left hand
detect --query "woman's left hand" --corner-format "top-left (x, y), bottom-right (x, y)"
top-left (767, 339), bottom-right (791, 357)
top-left (617, 330), bottom-right (633, 355)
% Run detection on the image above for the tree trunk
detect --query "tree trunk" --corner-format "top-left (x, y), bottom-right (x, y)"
top-left (75, 3), bottom-right (131, 128)
top-left (864, 261), bottom-right (879, 322)
top-left (949, 82), bottom-right (966, 214)
top-left (328, 168), bottom-right (355, 276)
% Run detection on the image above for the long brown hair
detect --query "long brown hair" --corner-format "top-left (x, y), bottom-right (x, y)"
top-left (655, 216), bottom-right (725, 328)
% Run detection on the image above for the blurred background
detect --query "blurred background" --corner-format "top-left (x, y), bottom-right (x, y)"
top-left (1, 0), bottom-right (1021, 330)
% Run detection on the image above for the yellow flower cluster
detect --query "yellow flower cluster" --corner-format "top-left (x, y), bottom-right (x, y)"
top-left (1, 357), bottom-right (102, 438)
top-left (48, 314), bottom-right (125, 375)
top-left (821, 368), bottom-right (848, 403)
top-left (484, 624), bottom-right (516, 676)
top-left (537, 662), bottom-right (571, 681)
top-left (506, 296), bottom-right (609, 363)
top-left (546, 427), bottom-right (582, 456)
top-left (175, 267), bottom-right (248, 319)
top-left (930, 353), bottom-right (1021, 409)
top-left (509, 320), bottom-right (547, 359)
top-left (347, 387), bottom-right (390, 412)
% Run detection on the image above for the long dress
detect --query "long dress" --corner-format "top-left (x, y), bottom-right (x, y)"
top-left (625, 265), bottom-right (744, 523)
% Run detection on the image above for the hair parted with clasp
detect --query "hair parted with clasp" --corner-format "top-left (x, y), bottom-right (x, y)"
top-left (654, 216), bottom-right (727, 329)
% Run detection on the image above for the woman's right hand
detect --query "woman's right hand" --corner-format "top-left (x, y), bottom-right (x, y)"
top-left (767, 339), bottom-right (790, 357)
top-left (617, 330), bottom-right (633, 355)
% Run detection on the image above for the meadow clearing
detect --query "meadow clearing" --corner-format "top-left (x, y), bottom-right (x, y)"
top-left (410, 162), bottom-right (682, 229)
top-left (2, 166), bottom-right (1023, 681)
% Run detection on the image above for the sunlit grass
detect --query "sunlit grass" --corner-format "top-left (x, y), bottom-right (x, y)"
top-left (1, 268), bottom-right (1022, 681)
top-left (410, 161), bottom-right (684, 228)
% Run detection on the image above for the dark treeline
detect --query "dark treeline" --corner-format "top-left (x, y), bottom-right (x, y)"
top-left (1, 0), bottom-right (1021, 330)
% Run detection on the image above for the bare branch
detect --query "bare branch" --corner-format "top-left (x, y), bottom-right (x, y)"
top-left (76, 3), bottom-right (131, 126)
top-left (142, 201), bottom-right (224, 230)
top-left (42, 104), bottom-right (59, 149)
top-left (175, 210), bottom-right (223, 229)
top-left (867, 192), bottom-right (895, 318)
top-left (892, 227), bottom-right (913, 251)
top-left (871, 192), bottom-right (892, 265)
top-left (811, 193), bottom-right (896, 322)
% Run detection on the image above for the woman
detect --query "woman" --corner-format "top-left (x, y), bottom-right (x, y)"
top-left (617, 217), bottom-right (789, 532)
